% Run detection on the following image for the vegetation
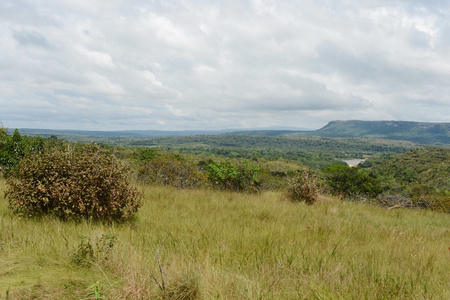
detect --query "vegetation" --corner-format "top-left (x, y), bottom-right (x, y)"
top-left (368, 147), bottom-right (450, 192)
top-left (17, 120), bottom-right (450, 144)
top-left (13, 127), bottom-right (421, 170)
top-left (1, 183), bottom-right (449, 299)
top-left (137, 156), bottom-right (206, 189)
top-left (6, 146), bottom-right (141, 222)
top-left (287, 170), bottom-right (319, 204)
top-left (0, 127), bottom-right (46, 176)
top-left (126, 135), bottom-right (417, 170)
top-left (322, 164), bottom-right (382, 198)
top-left (205, 160), bottom-right (261, 193)
top-left (301, 120), bottom-right (450, 144)
top-left (1, 122), bottom-right (449, 298)
top-left (362, 147), bottom-right (450, 213)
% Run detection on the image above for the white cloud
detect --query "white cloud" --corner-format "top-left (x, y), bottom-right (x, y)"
top-left (77, 47), bottom-right (115, 69)
top-left (85, 72), bottom-right (125, 95)
top-left (165, 104), bottom-right (187, 117)
top-left (142, 71), bottom-right (163, 87)
top-left (0, 0), bottom-right (449, 131)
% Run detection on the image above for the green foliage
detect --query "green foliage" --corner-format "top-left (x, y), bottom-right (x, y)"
top-left (0, 128), bottom-right (46, 176)
top-left (14, 126), bottom-right (424, 170)
top-left (137, 157), bottom-right (206, 189)
top-left (373, 147), bottom-right (450, 192)
top-left (134, 148), bottom-right (160, 162)
top-left (5, 147), bottom-right (141, 221)
top-left (70, 234), bottom-right (117, 267)
top-left (128, 135), bottom-right (416, 168)
top-left (322, 164), bottom-right (382, 198)
top-left (70, 235), bottom-right (95, 267)
top-left (206, 160), bottom-right (261, 192)
top-left (366, 147), bottom-right (450, 213)
top-left (287, 170), bottom-right (318, 204)
top-left (87, 281), bottom-right (106, 299)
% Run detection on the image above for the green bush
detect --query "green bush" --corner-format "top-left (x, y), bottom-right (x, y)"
top-left (206, 160), bottom-right (261, 193)
top-left (322, 164), bottom-right (382, 198)
top-left (287, 170), bottom-right (318, 204)
top-left (5, 147), bottom-right (141, 221)
top-left (0, 128), bottom-right (46, 176)
top-left (137, 157), bottom-right (206, 189)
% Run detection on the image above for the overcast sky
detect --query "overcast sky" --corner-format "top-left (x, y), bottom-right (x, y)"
top-left (1, 0), bottom-right (449, 131)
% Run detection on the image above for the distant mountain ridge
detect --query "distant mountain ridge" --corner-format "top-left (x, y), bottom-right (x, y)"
top-left (307, 120), bottom-right (450, 144)
top-left (227, 121), bottom-right (449, 144)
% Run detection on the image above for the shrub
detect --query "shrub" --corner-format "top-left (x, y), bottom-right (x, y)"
top-left (206, 160), bottom-right (261, 193)
top-left (137, 157), bottom-right (206, 189)
top-left (322, 164), bottom-right (382, 198)
top-left (287, 170), bottom-right (318, 204)
top-left (70, 233), bottom-right (117, 267)
top-left (416, 195), bottom-right (450, 213)
top-left (5, 147), bottom-right (141, 222)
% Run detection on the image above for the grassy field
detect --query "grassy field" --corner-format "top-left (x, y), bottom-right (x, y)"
top-left (1, 179), bottom-right (449, 299)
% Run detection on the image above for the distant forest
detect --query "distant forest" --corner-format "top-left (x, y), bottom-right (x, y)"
top-left (13, 120), bottom-right (448, 169)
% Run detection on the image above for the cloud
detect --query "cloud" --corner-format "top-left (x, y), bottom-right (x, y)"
top-left (77, 47), bottom-right (115, 69)
top-left (0, 0), bottom-right (449, 130)
top-left (12, 29), bottom-right (52, 49)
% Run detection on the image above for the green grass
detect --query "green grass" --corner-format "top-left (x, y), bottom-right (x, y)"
top-left (1, 179), bottom-right (449, 299)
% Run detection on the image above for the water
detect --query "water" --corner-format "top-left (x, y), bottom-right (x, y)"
top-left (343, 159), bottom-right (366, 167)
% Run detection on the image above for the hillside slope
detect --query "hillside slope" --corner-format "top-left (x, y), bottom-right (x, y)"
top-left (308, 120), bottom-right (450, 144)
top-left (369, 147), bottom-right (450, 192)
top-left (228, 121), bottom-right (449, 144)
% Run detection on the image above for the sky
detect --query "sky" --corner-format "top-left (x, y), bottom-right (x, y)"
top-left (1, 0), bottom-right (450, 131)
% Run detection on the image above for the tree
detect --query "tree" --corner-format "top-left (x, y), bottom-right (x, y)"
top-left (322, 164), bottom-right (382, 198)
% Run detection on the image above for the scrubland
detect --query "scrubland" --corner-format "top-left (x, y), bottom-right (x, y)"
top-left (1, 180), bottom-right (449, 299)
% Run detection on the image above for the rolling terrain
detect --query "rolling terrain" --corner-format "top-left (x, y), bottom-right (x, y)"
top-left (15, 120), bottom-right (450, 145)
top-left (304, 120), bottom-right (450, 144)
top-left (1, 122), bottom-right (450, 298)
top-left (230, 120), bottom-right (450, 144)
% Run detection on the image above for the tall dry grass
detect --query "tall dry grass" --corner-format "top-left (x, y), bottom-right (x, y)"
top-left (1, 180), bottom-right (449, 299)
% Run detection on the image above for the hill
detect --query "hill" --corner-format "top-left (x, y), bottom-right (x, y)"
top-left (367, 147), bottom-right (450, 192)
top-left (228, 121), bottom-right (450, 144)
top-left (308, 120), bottom-right (450, 144)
